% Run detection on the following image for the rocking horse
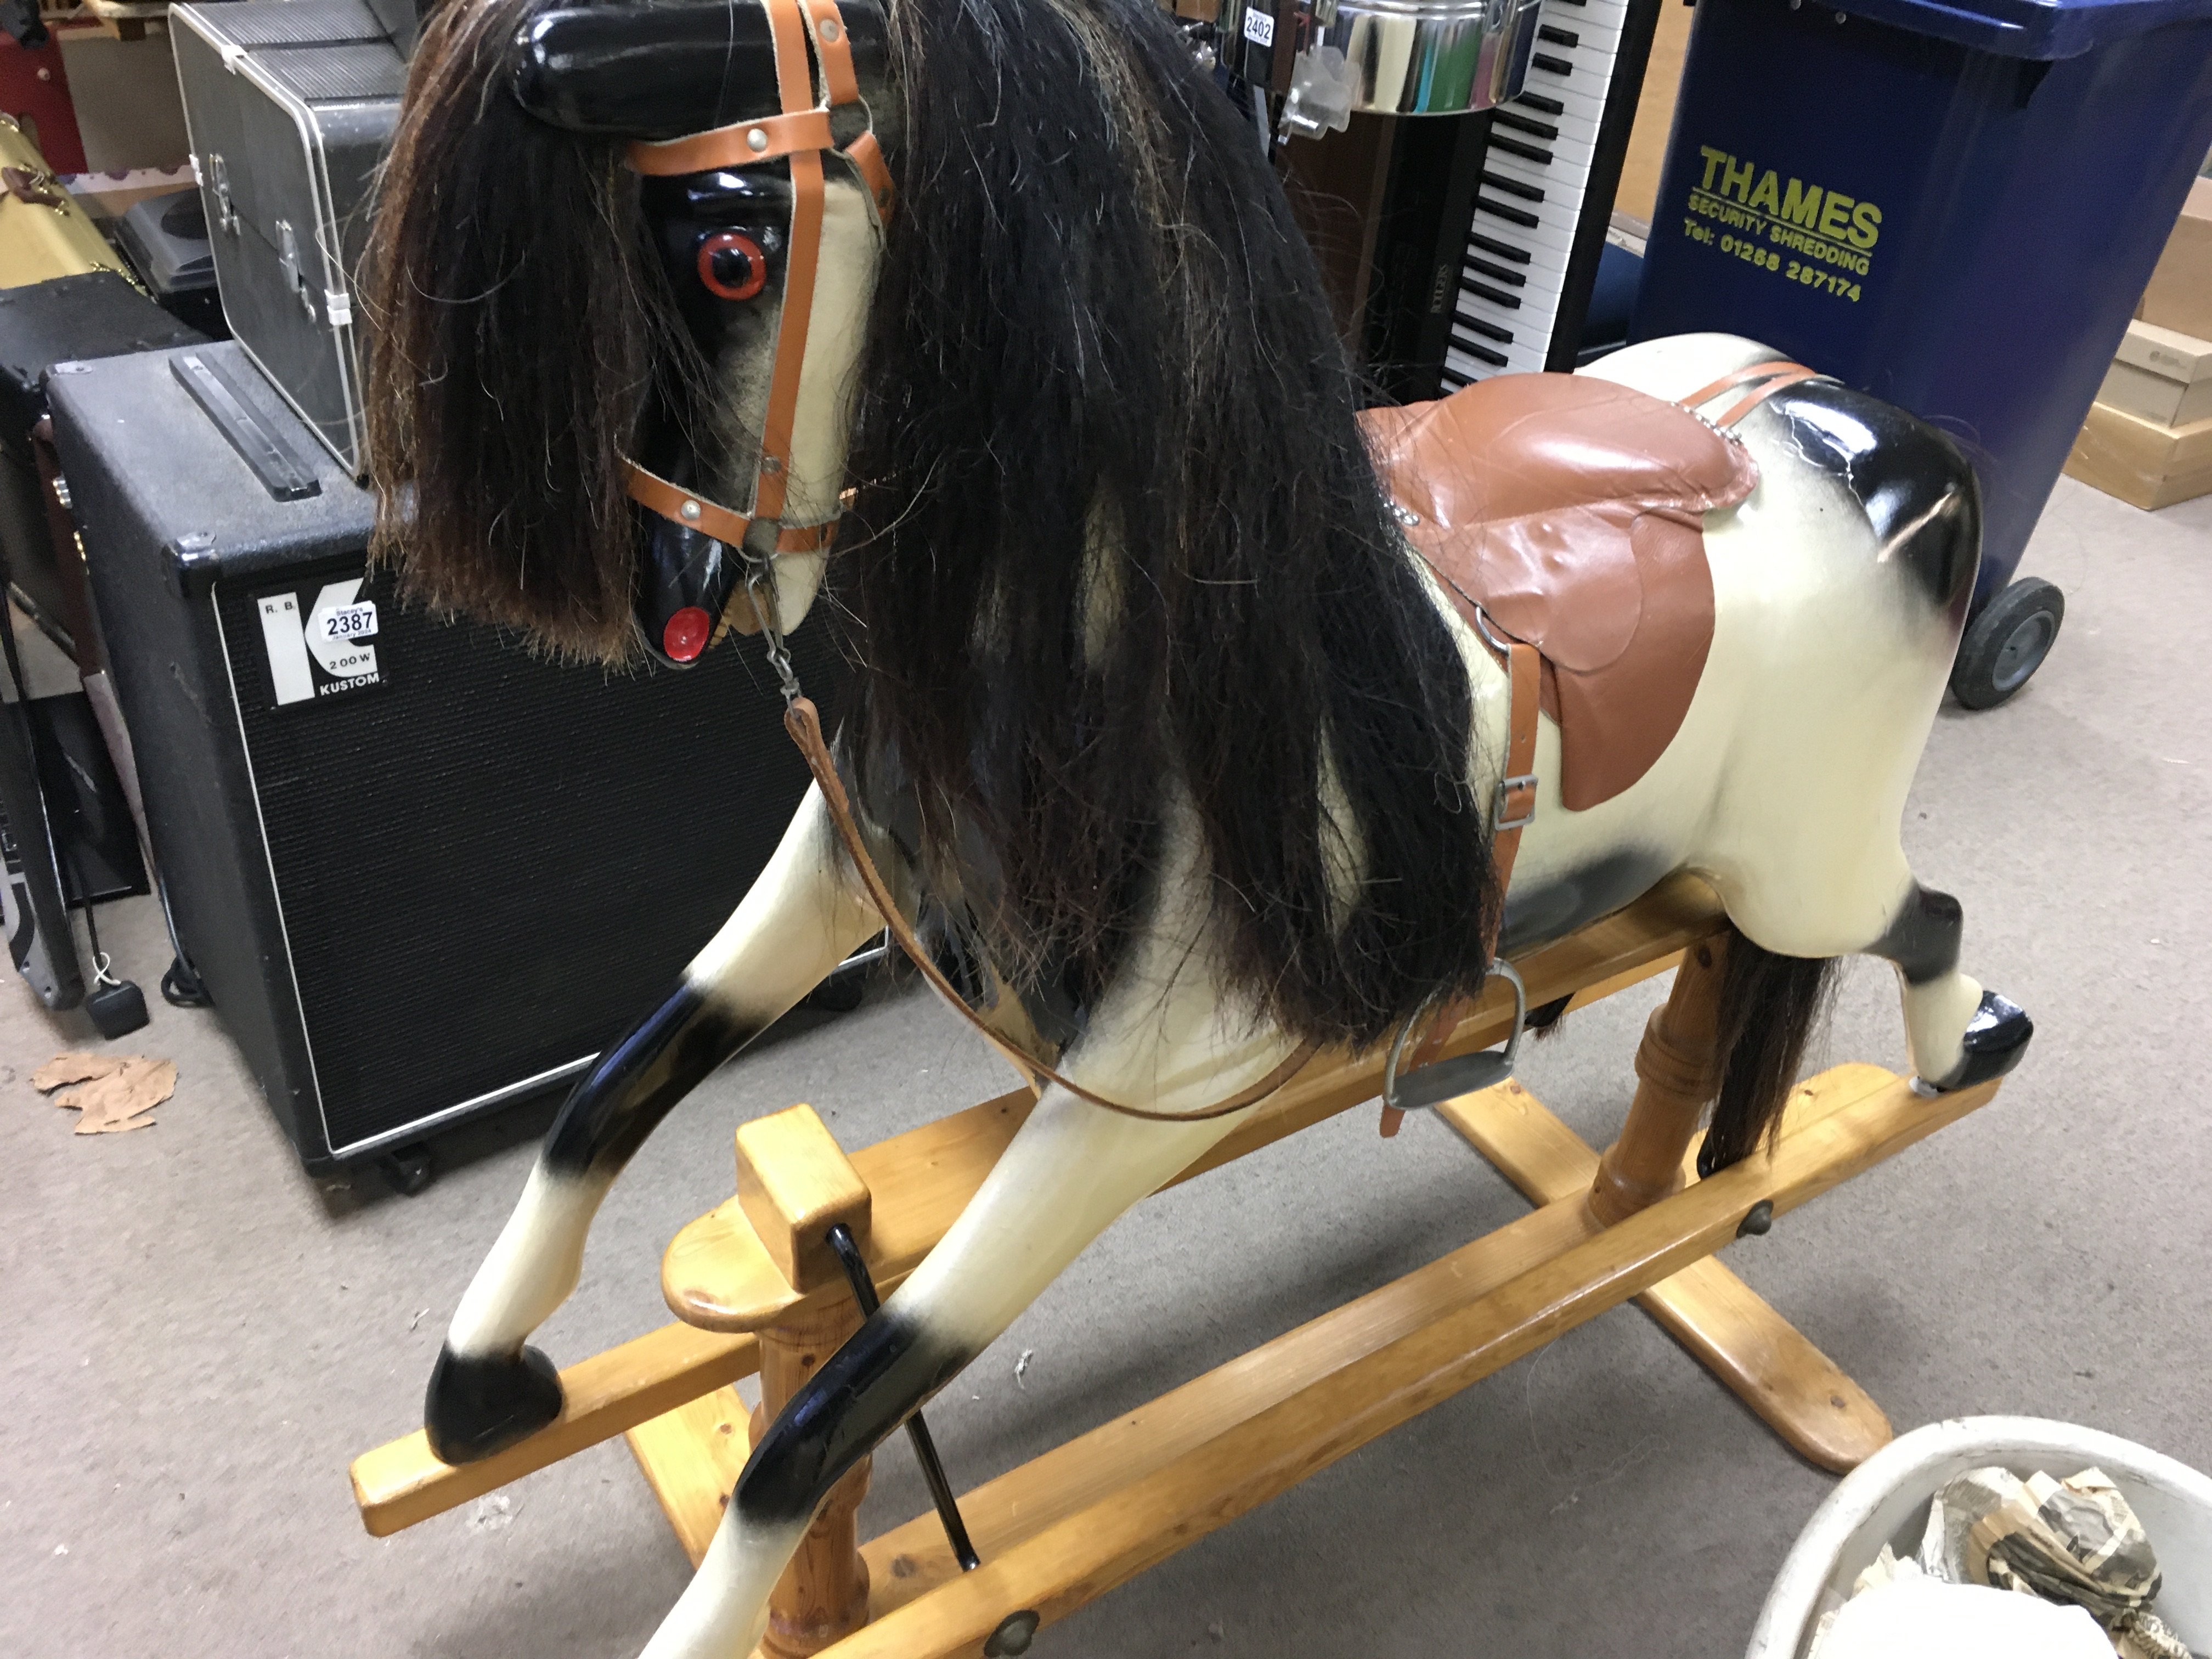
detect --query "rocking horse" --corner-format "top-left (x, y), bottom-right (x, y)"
top-left (347, 0), bottom-right (2032, 1651)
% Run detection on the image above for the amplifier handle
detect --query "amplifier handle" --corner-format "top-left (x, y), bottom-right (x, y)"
top-left (171, 353), bottom-right (323, 504)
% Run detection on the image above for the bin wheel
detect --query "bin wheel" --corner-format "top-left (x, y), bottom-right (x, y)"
top-left (1950, 577), bottom-right (2064, 710)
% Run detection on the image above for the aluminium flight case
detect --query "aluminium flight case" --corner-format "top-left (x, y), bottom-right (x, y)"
top-left (170, 0), bottom-right (403, 473)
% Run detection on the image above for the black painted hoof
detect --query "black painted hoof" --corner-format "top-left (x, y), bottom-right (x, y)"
top-left (1926, 991), bottom-right (2034, 1092)
top-left (425, 1344), bottom-right (563, 1464)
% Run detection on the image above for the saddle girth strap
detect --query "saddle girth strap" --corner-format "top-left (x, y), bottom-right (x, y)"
top-left (781, 696), bottom-right (1321, 1124)
top-left (1678, 359), bottom-right (1822, 429)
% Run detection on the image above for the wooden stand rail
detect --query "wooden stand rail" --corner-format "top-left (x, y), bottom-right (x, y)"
top-left (348, 872), bottom-right (1997, 1656)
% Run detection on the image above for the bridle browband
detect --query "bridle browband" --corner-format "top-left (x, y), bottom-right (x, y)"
top-left (620, 0), bottom-right (893, 643)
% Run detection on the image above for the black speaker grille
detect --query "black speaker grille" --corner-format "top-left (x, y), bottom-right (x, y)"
top-left (215, 562), bottom-right (840, 1155)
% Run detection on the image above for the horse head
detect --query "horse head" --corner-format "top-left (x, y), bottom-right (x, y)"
top-left (365, 0), bottom-right (897, 665)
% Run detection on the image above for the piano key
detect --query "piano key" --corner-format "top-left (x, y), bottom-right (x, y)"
top-left (1474, 194), bottom-right (1543, 230)
top-left (1466, 255), bottom-right (1528, 288)
top-left (1485, 151), bottom-right (1592, 216)
top-left (1459, 285), bottom-right (1559, 343)
top-left (1480, 168), bottom-right (1545, 204)
top-left (1488, 132), bottom-right (1555, 165)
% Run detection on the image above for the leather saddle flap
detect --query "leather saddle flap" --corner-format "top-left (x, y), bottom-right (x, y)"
top-left (1362, 375), bottom-right (1758, 810)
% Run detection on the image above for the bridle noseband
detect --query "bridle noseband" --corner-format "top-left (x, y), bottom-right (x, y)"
top-left (622, 0), bottom-right (893, 664)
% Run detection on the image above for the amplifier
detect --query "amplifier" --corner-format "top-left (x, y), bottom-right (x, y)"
top-left (50, 342), bottom-right (838, 1175)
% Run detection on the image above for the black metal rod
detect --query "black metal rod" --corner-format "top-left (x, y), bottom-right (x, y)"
top-left (824, 1223), bottom-right (981, 1572)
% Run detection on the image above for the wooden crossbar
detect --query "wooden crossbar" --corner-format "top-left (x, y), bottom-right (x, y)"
top-left (348, 874), bottom-right (1722, 1537)
top-left (803, 1064), bottom-right (1996, 1657)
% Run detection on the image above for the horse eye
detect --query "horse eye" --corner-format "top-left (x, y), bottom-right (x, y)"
top-left (695, 230), bottom-right (769, 302)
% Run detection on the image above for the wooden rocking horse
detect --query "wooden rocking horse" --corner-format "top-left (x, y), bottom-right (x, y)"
top-left (347, 0), bottom-right (2032, 1651)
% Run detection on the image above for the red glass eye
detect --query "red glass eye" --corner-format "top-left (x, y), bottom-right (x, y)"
top-left (696, 231), bottom-right (768, 302)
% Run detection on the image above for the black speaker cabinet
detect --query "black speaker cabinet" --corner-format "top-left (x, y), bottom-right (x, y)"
top-left (50, 342), bottom-right (837, 1173)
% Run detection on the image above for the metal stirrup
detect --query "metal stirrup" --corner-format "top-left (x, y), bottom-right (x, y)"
top-left (1381, 960), bottom-right (1529, 1118)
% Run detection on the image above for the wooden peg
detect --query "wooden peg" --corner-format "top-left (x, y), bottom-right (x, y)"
top-left (735, 1104), bottom-right (877, 1656)
top-left (737, 1103), bottom-right (873, 1293)
top-left (1588, 934), bottom-right (1729, 1227)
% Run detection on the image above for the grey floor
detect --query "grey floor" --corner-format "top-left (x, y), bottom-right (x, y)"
top-left (5, 474), bottom-right (2208, 1659)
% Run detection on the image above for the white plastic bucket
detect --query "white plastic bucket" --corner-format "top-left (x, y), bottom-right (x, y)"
top-left (1747, 1417), bottom-right (2212, 1659)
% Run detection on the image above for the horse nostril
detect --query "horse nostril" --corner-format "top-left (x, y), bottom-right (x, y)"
top-left (697, 230), bottom-right (768, 302)
top-left (663, 606), bottom-right (713, 662)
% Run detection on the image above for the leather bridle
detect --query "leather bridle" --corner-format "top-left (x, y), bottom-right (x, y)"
top-left (622, 0), bottom-right (894, 660)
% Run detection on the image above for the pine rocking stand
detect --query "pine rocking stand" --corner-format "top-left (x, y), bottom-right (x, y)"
top-left (349, 873), bottom-right (2004, 1657)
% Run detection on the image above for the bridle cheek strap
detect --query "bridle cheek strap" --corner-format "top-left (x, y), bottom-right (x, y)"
top-left (619, 0), bottom-right (889, 552)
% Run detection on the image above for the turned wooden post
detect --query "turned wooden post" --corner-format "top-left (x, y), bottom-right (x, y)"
top-left (1588, 935), bottom-right (1730, 1228)
top-left (735, 1105), bottom-right (876, 1658)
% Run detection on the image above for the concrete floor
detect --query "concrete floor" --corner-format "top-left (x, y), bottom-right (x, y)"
top-left (5, 475), bottom-right (2208, 1659)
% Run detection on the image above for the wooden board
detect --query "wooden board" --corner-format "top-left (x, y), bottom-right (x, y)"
top-left (2064, 397), bottom-right (2212, 511)
top-left (662, 875), bottom-right (1724, 1332)
top-left (1612, 0), bottom-right (1696, 225)
top-left (626, 1386), bottom-right (755, 1568)
top-left (805, 1065), bottom-right (1997, 1657)
top-left (349, 1323), bottom-right (758, 1537)
top-left (1436, 1077), bottom-right (1891, 1471)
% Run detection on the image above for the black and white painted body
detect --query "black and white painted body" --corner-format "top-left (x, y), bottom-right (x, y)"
top-left (363, 0), bottom-right (2032, 1649)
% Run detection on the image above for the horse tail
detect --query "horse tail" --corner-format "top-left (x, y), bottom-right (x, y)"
top-left (1697, 928), bottom-right (1839, 1175)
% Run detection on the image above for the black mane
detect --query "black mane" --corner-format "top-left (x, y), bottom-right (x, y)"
top-left (842, 0), bottom-right (1496, 1046)
top-left (365, 0), bottom-right (1501, 1050)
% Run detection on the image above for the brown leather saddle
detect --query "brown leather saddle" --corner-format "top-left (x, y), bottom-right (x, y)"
top-left (1362, 373), bottom-right (1764, 811)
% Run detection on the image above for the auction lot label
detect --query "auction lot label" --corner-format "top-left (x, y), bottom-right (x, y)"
top-left (1680, 144), bottom-right (1883, 305)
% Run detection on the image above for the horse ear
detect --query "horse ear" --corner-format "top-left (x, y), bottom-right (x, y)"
top-left (511, 0), bottom-right (894, 141)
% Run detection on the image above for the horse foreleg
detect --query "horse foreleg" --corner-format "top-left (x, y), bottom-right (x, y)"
top-left (638, 1011), bottom-right (1295, 1659)
top-left (426, 786), bottom-right (882, 1464)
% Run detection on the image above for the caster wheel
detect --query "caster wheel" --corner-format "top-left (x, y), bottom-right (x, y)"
top-left (803, 968), bottom-right (867, 1014)
top-left (1950, 576), bottom-right (2063, 710)
top-left (377, 1143), bottom-right (436, 1197)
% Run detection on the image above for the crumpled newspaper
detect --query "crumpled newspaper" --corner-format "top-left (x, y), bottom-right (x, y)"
top-left (1915, 1466), bottom-right (2199, 1659)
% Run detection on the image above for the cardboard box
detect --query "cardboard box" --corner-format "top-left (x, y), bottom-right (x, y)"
top-left (2140, 176), bottom-right (2212, 342)
top-left (2064, 398), bottom-right (2212, 510)
top-left (2096, 319), bottom-right (2212, 428)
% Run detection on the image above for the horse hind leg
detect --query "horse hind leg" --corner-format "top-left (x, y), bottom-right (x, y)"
top-left (1867, 882), bottom-right (2034, 1092)
top-left (1697, 878), bottom-right (2033, 1175)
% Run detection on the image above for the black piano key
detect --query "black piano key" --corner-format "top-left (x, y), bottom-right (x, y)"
top-left (1466, 281), bottom-right (1522, 308)
top-left (1532, 52), bottom-right (1573, 75)
top-left (1455, 315), bottom-right (1514, 344)
top-left (1476, 195), bottom-right (1542, 229)
top-left (1538, 24), bottom-right (1579, 44)
top-left (1494, 110), bottom-right (1560, 141)
top-left (1459, 342), bottom-right (1510, 368)
top-left (1514, 92), bottom-right (1566, 115)
top-left (1469, 232), bottom-right (1532, 264)
top-left (1482, 170), bottom-right (1545, 203)
top-left (1489, 134), bottom-right (1555, 165)
top-left (1468, 256), bottom-right (1527, 286)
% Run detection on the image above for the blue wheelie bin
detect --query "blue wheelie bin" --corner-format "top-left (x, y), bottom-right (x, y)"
top-left (1630, 0), bottom-right (2212, 707)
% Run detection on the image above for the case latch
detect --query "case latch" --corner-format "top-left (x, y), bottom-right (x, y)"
top-left (275, 219), bottom-right (316, 320)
